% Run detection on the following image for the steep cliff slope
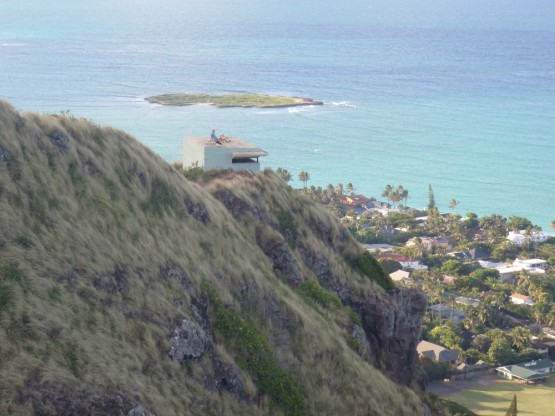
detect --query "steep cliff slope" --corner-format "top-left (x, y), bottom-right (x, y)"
top-left (0, 100), bottom-right (427, 416)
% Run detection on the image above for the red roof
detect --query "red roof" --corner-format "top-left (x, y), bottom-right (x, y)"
top-left (376, 254), bottom-right (415, 263)
top-left (339, 194), bottom-right (372, 207)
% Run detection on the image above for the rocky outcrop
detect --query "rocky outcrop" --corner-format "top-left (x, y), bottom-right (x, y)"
top-left (169, 319), bottom-right (209, 362)
top-left (19, 383), bottom-right (148, 416)
top-left (349, 288), bottom-right (427, 386)
top-left (0, 147), bottom-right (13, 166)
top-left (48, 130), bottom-right (70, 152)
top-left (127, 405), bottom-right (154, 416)
top-left (93, 266), bottom-right (129, 294)
top-left (184, 198), bottom-right (210, 223)
top-left (213, 188), bottom-right (266, 223)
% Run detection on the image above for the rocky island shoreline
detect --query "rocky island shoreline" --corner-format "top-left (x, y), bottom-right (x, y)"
top-left (145, 93), bottom-right (323, 108)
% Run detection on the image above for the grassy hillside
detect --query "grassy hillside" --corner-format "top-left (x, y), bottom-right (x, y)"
top-left (0, 99), bottom-right (427, 415)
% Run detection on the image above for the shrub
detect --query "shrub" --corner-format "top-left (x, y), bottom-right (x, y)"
top-left (347, 251), bottom-right (395, 290)
top-left (205, 285), bottom-right (304, 415)
top-left (298, 279), bottom-right (341, 310)
top-left (0, 285), bottom-right (15, 315)
top-left (276, 210), bottom-right (297, 247)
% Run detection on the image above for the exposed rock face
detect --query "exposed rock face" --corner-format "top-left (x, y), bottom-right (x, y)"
top-left (48, 130), bottom-right (70, 151)
top-left (93, 267), bottom-right (129, 293)
top-left (213, 188), bottom-right (266, 222)
top-left (19, 383), bottom-right (143, 416)
top-left (350, 288), bottom-right (427, 386)
top-left (170, 319), bottom-right (209, 362)
top-left (257, 237), bottom-right (301, 286)
top-left (204, 358), bottom-right (246, 399)
top-left (0, 147), bottom-right (13, 166)
top-left (127, 405), bottom-right (154, 416)
top-left (299, 245), bottom-right (332, 281)
top-left (184, 198), bottom-right (210, 223)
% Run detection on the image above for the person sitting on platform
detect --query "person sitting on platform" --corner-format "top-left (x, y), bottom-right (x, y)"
top-left (210, 129), bottom-right (218, 143)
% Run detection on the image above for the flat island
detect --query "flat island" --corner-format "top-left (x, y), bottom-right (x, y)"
top-left (145, 93), bottom-right (323, 108)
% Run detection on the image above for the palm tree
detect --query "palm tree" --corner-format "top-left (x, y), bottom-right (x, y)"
top-left (298, 171), bottom-right (310, 189)
top-left (346, 182), bottom-right (355, 195)
top-left (551, 219), bottom-right (555, 229)
top-left (336, 183), bottom-right (344, 196)
top-left (276, 167), bottom-right (292, 183)
top-left (510, 326), bottom-right (531, 350)
top-left (449, 198), bottom-right (459, 212)
top-left (382, 184), bottom-right (393, 204)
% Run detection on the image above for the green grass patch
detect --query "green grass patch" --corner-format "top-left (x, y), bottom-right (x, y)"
top-left (277, 210), bottom-right (297, 247)
top-left (1, 265), bottom-right (25, 282)
top-left (347, 251), bottom-right (395, 290)
top-left (298, 279), bottom-right (341, 310)
top-left (205, 284), bottom-right (305, 415)
top-left (146, 93), bottom-right (320, 108)
top-left (142, 178), bottom-right (176, 216)
top-left (448, 375), bottom-right (555, 415)
top-left (0, 284), bottom-right (15, 315)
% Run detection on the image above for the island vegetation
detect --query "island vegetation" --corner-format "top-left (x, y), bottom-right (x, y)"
top-left (145, 93), bottom-right (323, 108)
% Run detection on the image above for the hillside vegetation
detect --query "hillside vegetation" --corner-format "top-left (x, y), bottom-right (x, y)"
top-left (0, 99), bottom-right (427, 415)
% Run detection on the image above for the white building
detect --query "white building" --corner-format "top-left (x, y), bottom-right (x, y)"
top-left (510, 293), bottom-right (535, 306)
top-left (183, 136), bottom-right (268, 172)
top-left (514, 258), bottom-right (548, 270)
top-left (507, 230), bottom-right (549, 247)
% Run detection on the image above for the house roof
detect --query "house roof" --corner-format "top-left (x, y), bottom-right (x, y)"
top-left (511, 293), bottom-right (530, 301)
top-left (390, 270), bottom-right (410, 281)
top-left (497, 359), bottom-right (555, 381)
top-left (376, 254), bottom-right (415, 263)
top-left (456, 296), bottom-right (480, 307)
top-left (417, 340), bottom-right (459, 363)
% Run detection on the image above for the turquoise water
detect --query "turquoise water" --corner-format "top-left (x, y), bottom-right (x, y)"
top-left (1, 0), bottom-right (554, 230)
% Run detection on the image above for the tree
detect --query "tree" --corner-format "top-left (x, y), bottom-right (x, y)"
top-left (346, 182), bottom-right (355, 194)
top-left (449, 198), bottom-right (458, 212)
top-left (378, 258), bottom-right (402, 274)
top-left (298, 171), bottom-right (310, 189)
top-left (551, 219), bottom-right (555, 229)
top-left (428, 184), bottom-right (436, 209)
top-left (507, 216), bottom-right (533, 232)
top-left (510, 326), bottom-right (531, 351)
top-left (488, 337), bottom-right (516, 365)
top-left (336, 183), bottom-right (344, 196)
top-left (276, 167), bottom-right (292, 183)
top-left (505, 393), bottom-right (517, 416)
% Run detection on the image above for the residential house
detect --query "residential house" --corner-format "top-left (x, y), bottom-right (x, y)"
top-left (507, 230), bottom-right (549, 247)
top-left (448, 248), bottom-right (489, 261)
top-left (442, 275), bottom-right (458, 285)
top-left (406, 236), bottom-right (454, 254)
top-left (514, 258), bottom-right (548, 271)
top-left (510, 293), bottom-right (535, 306)
top-left (339, 194), bottom-right (373, 208)
top-left (455, 296), bottom-right (480, 308)
top-left (389, 269), bottom-right (410, 282)
top-left (496, 359), bottom-right (555, 383)
top-left (376, 254), bottom-right (428, 270)
top-left (417, 340), bottom-right (459, 364)
top-left (530, 338), bottom-right (555, 358)
top-left (428, 304), bottom-right (466, 324)
top-left (361, 243), bottom-right (396, 254)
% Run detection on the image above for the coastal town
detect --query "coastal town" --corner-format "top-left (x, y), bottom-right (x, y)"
top-left (283, 172), bottom-right (555, 387)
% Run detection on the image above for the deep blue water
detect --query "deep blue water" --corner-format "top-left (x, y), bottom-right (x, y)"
top-left (1, 0), bottom-right (554, 231)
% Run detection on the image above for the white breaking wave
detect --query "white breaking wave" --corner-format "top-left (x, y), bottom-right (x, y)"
top-left (329, 101), bottom-right (356, 108)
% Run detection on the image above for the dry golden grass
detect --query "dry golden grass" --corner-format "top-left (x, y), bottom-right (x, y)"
top-left (0, 99), bottom-right (423, 415)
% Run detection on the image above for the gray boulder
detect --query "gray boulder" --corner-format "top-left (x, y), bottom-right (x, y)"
top-left (170, 319), bottom-right (208, 361)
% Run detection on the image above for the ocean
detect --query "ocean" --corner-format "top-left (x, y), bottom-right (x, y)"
top-left (1, 0), bottom-right (554, 231)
